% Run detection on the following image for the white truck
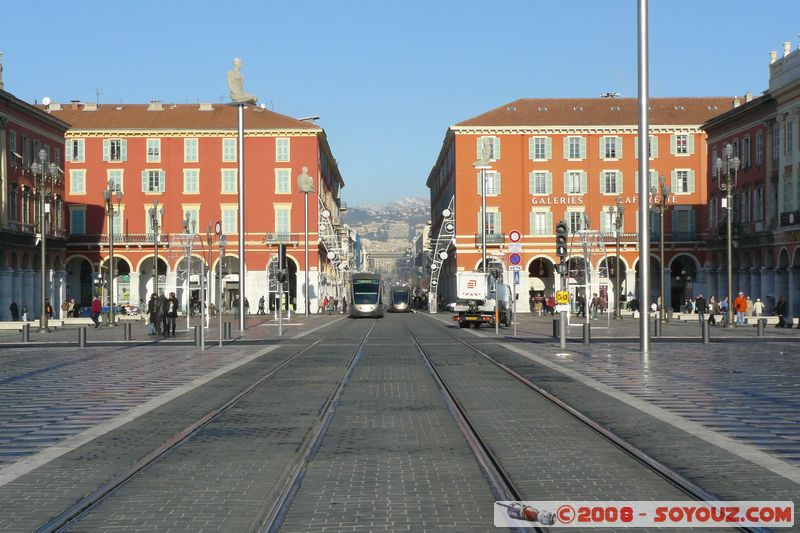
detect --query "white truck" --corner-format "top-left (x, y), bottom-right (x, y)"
top-left (452, 271), bottom-right (511, 328)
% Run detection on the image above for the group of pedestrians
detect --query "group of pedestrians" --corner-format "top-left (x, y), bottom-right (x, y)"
top-left (319, 296), bottom-right (347, 314)
top-left (146, 292), bottom-right (180, 336)
top-left (693, 292), bottom-right (792, 328)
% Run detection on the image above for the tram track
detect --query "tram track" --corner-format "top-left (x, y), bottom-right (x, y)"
top-left (408, 315), bottom-right (765, 532)
top-left (33, 320), bottom-right (376, 533)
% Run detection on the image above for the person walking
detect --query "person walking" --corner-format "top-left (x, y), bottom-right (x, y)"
top-left (21, 302), bottom-right (28, 322)
top-left (60, 299), bottom-right (70, 319)
top-left (695, 294), bottom-right (707, 324)
top-left (147, 294), bottom-right (158, 335)
top-left (9, 300), bottom-right (19, 321)
top-left (244, 297), bottom-right (250, 316)
top-left (341, 296), bottom-right (347, 314)
top-left (322, 296), bottom-right (329, 315)
top-left (71, 299), bottom-right (79, 317)
top-left (90, 296), bottom-right (102, 328)
top-left (734, 291), bottom-right (747, 327)
top-left (753, 297), bottom-right (764, 317)
top-left (719, 297), bottom-right (729, 327)
top-left (708, 296), bottom-right (718, 326)
top-left (257, 296), bottom-right (265, 315)
top-left (166, 292), bottom-right (179, 337)
top-left (746, 296), bottom-right (753, 318)
top-left (159, 293), bottom-right (169, 337)
top-left (774, 296), bottom-right (788, 328)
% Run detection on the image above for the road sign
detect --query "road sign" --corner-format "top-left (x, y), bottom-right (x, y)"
top-left (214, 221), bottom-right (222, 235)
top-left (555, 304), bottom-right (570, 313)
top-left (509, 253), bottom-right (521, 265)
top-left (556, 291), bottom-right (569, 305)
top-left (509, 265), bottom-right (522, 271)
top-left (513, 271), bottom-right (520, 285)
top-left (508, 243), bottom-right (522, 253)
top-left (508, 230), bottom-right (521, 243)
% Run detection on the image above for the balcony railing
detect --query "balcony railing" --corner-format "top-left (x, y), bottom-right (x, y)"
top-left (780, 211), bottom-right (800, 226)
top-left (265, 233), bottom-right (295, 244)
top-left (474, 233), bottom-right (505, 247)
top-left (69, 233), bottom-right (173, 245)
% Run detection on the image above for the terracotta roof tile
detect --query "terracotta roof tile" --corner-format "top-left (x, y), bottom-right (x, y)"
top-left (455, 97), bottom-right (737, 127)
top-left (46, 102), bottom-right (321, 131)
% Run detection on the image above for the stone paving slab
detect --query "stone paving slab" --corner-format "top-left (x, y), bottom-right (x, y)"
top-left (279, 318), bottom-right (497, 532)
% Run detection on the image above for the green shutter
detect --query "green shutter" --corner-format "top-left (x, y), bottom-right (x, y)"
top-left (545, 172), bottom-right (553, 195)
top-left (141, 170), bottom-right (148, 192)
top-left (599, 137), bottom-right (606, 158)
top-left (494, 172), bottom-right (501, 195)
top-left (651, 136), bottom-right (659, 158)
top-left (599, 171), bottom-right (605, 192)
top-left (528, 172), bottom-right (535, 194)
top-left (580, 171), bottom-right (587, 194)
top-left (688, 134), bottom-right (695, 155)
top-left (616, 171), bottom-right (623, 194)
top-left (545, 138), bottom-right (552, 160)
top-left (580, 137), bottom-right (587, 159)
top-left (670, 134), bottom-right (677, 155)
top-left (65, 141), bottom-right (72, 162)
top-left (529, 212), bottom-right (535, 234)
top-left (159, 171), bottom-right (166, 192)
top-left (493, 137), bottom-right (500, 160)
top-left (688, 170), bottom-right (696, 193)
top-left (121, 140), bottom-right (128, 161)
top-left (78, 140), bottom-right (84, 162)
top-left (670, 170), bottom-right (677, 191)
top-left (477, 172), bottom-right (482, 195)
top-left (634, 137), bottom-right (639, 159)
top-left (495, 212), bottom-right (502, 234)
top-left (546, 212), bottom-right (553, 234)
top-left (634, 171), bottom-right (639, 193)
top-left (528, 138), bottom-right (535, 160)
top-left (563, 171), bottom-right (569, 193)
top-left (476, 137), bottom-right (483, 160)
top-left (103, 139), bottom-right (110, 162)
top-left (616, 136), bottom-right (623, 159)
top-left (563, 138), bottom-right (570, 160)
top-left (688, 208), bottom-right (696, 234)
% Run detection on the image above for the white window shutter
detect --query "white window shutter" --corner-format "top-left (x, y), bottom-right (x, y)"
top-left (580, 171), bottom-right (587, 193)
top-left (495, 212), bottom-right (502, 234)
top-left (651, 136), bottom-right (659, 158)
top-left (670, 134), bottom-right (676, 155)
top-left (599, 171), bottom-right (605, 191)
top-left (159, 171), bottom-right (166, 192)
top-left (616, 136), bottom-right (623, 159)
top-left (65, 141), bottom-right (73, 162)
top-left (563, 138), bottom-right (570, 160)
top-left (599, 136), bottom-right (606, 157)
top-left (121, 140), bottom-right (128, 161)
top-left (670, 170), bottom-right (677, 191)
top-left (528, 138), bottom-right (535, 160)
top-left (78, 140), bottom-right (84, 162)
top-left (494, 172), bottom-right (501, 195)
top-left (545, 138), bottom-right (552, 160)
top-left (492, 137), bottom-right (500, 160)
top-left (634, 137), bottom-right (639, 159)
top-left (688, 170), bottom-right (696, 193)
top-left (476, 137), bottom-right (483, 160)
top-left (528, 172), bottom-right (535, 194)
top-left (634, 171), bottom-right (639, 193)
top-left (477, 172), bottom-right (482, 195)
top-left (141, 171), bottom-right (148, 192)
top-left (688, 134), bottom-right (695, 155)
top-left (529, 212), bottom-right (536, 234)
top-left (580, 137), bottom-right (587, 159)
top-left (546, 212), bottom-right (553, 234)
top-left (546, 172), bottom-right (553, 195)
top-left (616, 171), bottom-right (623, 193)
top-left (688, 208), bottom-right (696, 234)
top-left (103, 139), bottom-right (110, 162)
top-left (563, 171), bottom-right (569, 193)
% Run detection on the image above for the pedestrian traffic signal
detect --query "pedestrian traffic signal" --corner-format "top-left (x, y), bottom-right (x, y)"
top-left (278, 243), bottom-right (287, 271)
top-left (555, 220), bottom-right (569, 260)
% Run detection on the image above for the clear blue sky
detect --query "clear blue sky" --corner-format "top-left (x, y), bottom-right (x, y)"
top-left (3, 1), bottom-right (799, 206)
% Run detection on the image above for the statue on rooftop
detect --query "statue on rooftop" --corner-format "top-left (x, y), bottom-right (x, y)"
top-left (227, 57), bottom-right (257, 105)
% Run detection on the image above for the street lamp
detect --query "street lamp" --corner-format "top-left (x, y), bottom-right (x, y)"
top-left (297, 166), bottom-right (314, 317)
top-left (650, 176), bottom-right (670, 324)
top-left (149, 200), bottom-right (164, 297)
top-left (473, 138), bottom-right (492, 272)
top-left (30, 148), bottom-right (60, 332)
top-left (715, 143), bottom-right (740, 328)
top-left (613, 196), bottom-right (625, 319)
top-left (182, 213), bottom-right (195, 331)
top-left (103, 179), bottom-right (123, 327)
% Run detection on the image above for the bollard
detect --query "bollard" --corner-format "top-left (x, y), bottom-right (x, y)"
top-left (79, 327), bottom-right (87, 348)
top-left (702, 320), bottom-right (710, 344)
top-left (653, 318), bottom-right (661, 338)
top-left (757, 318), bottom-right (765, 337)
top-left (552, 318), bottom-right (560, 339)
top-left (224, 321), bottom-right (232, 340)
top-left (22, 323), bottom-right (30, 343)
top-left (123, 322), bottom-right (132, 340)
top-left (582, 322), bottom-right (591, 345)
top-left (194, 325), bottom-right (201, 347)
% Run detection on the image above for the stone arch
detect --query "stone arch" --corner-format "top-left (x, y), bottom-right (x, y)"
top-left (65, 255), bottom-right (94, 306)
top-left (669, 253), bottom-right (700, 310)
top-left (527, 256), bottom-right (555, 297)
top-left (21, 253), bottom-right (31, 269)
top-left (778, 248), bottom-right (790, 269)
top-left (764, 249), bottom-right (776, 269)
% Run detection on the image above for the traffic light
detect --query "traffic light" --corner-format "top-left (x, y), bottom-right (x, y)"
top-left (278, 243), bottom-right (287, 271)
top-left (555, 220), bottom-right (569, 260)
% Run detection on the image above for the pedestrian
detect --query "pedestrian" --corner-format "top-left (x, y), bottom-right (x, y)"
top-left (71, 299), bottom-right (79, 317)
top-left (322, 296), bottom-right (329, 315)
top-left (45, 300), bottom-right (53, 319)
top-left (244, 297), bottom-right (250, 316)
top-left (708, 296), bottom-right (718, 326)
top-left (753, 297), bottom-right (764, 317)
top-left (9, 300), bottom-right (19, 321)
top-left (746, 296), bottom-right (753, 318)
top-left (695, 294), bottom-right (707, 324)
top-left (60, 299), bottom-right (70, 318)
top-left (147, 294), bottom-right (158, 335)
top-left (159, 293), bottom-right (169, 336)
top-left (774, 296), bottom-right (788, 328)
top-left (21, 302), bottom-right (28, 322)
top-left (591, 293), bottom-right (599, 319)
top-left (342, 296), bottom-right (347, 314)
top-left (233, 295), bottom-right (240, 318)
top-left (719, 297), bottom-right (729, 327)
top-left (90, 296), bottom-right (102, 328)
top-left (734, 291), bottom-right (747, 327)
top-left (257, 296), bottom-right (265, 315)
top-left (166, 292), bottom-right (179, 336)
top-left (650, 300), bottom-right (658, 313)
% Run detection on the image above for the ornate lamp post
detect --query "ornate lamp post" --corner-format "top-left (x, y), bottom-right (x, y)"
top-left (473, 138), bottom-right (492, 272)
top-left (182, 213), bottom-right (195, 331)
top-left (30, 148), bottom-right (60, 332)
top-left (650, 176), bottom-right (671, 323)
top-left (149, 200), bottom-right (164, 297)
top-left (715, 143), bottom-right (740, 328)
top-left (297, 166), bottom-right (314, 317)
top-left (103, 179), bottom-right (123, 327)
top-left (613, 196), bottom-right (625, 319)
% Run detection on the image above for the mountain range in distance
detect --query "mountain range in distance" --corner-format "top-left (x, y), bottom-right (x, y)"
top-left (343, 197), bottom-right (429, 242)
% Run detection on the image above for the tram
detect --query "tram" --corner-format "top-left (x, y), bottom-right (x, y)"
top-left (348, 272), bottom-right (384, 318)
top-left (388, 285), bottom-right (412, 313)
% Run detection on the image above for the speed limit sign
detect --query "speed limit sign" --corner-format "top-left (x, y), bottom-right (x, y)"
top-left (556, 291), bottom-right (569, 305)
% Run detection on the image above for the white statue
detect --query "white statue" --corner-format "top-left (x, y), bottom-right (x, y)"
top-left (0, 51), bottom-right (4, 90)
top-left (297, 166), bottom-right (315, 193)
top-left (227, 57), bottom-right (257, 104)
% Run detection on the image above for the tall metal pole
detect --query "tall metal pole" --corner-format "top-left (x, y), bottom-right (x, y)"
top-left (39, 175), bottom-right (47, 331)
top-left (481, 166), bottom-right (487, 273)
top-left (660, 193), bottom-right (665, 324)
top-left (107, 195), bottom-right (115, 327)
top-left (637, 0), bottom-right (651, 352)
top-left (219, 236), bottom-right (225, 346)
top-left (304, 191), bottom-right (309, 317)
top-left (726, 186), bottom-right (733, 327)
top-left (237, 103), bottom-right (246, 331)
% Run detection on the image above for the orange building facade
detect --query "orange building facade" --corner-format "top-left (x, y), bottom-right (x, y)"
top-left (54, 101), bottom-right (346, 315)
top-left (428, 97), bottom-right (736, 312)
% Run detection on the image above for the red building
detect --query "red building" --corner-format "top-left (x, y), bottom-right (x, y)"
top-left (54, 100), bottom-right (346, 315)
top-left (0, 89), bottom-right (69, 321)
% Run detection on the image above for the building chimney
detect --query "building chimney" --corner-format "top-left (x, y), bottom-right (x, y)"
top-left (733, 97), bottom-right (741, 108)
top-left (70, 100), bottom-right (80, 110)
top-left (784, 41), bottom-right (792, 57)
top-left (770, 51), bottom-right (777, 64)
top-left (745, 91), bottom-right (753, 103)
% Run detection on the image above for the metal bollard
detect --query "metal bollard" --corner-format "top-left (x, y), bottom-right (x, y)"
top-left (194, 325), bottom-right (201, 347)
top-left (757, 318), bottom-right (765, 337)
top-left (582, 322), bottom-right (591, 345)
top-left (224, 321), bottom-right (232, 340)
top-left (653, 318), bottom-right (661, 337)
top-left (552, 318), bottom-right (560, 339)
top-left (79, 327), bottom-right (87, 348)
top-left (702, 320), bottom-right (710, 344)
top-left (123, 322), bottom-right (132, 340)
top-left (22, 323), bottom-right (30, 343)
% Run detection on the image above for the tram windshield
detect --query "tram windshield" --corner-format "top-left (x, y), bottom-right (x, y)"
top-left (353, 280), bottom-right (380, 304)
top-left (391, 289), bottom-right (409, 304)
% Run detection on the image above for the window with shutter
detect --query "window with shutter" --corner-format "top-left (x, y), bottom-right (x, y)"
top-left (223, 138), bottom-right (237, 162)
top-left (184, 170), bottom-right (199, 193)
top-left (276, 169), bottom-right (291, 194)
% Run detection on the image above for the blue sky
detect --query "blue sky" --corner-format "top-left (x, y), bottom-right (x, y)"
top-left (3, 1), bottom-right (799, 206)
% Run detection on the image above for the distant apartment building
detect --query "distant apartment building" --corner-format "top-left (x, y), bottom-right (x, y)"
top-left (427, 96), bottom-right (736, 312)
top-left (0, 89), bottom-right (69, 320)
top-left (702, 40), bottom-right (800, 315)
top-left (53, 100), bottom-right (347, 314)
